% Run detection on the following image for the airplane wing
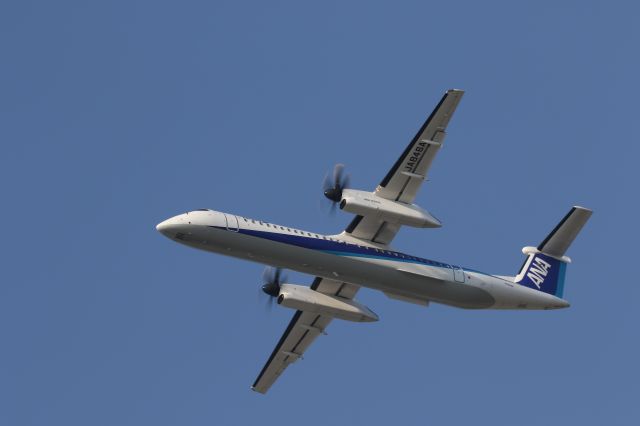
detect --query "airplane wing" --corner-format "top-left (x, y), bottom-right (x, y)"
top-left (346, 89), bottom-right (465, 245)
top-left (251, 277), bottom-right (359, 393)
top-left (252, 89), bottom-right (464, 393)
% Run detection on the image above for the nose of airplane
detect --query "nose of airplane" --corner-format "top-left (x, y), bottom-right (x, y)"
top-left (156, 219), bottom-right (174, 237)
top-left (156, 215), bottom-right (185, 238)
top-left (156, 211), bottom-right (217, 240)
top-left (156, 219), bottom-right (170, 235)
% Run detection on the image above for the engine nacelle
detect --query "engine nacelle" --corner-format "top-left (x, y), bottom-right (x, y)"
top-left (339, 189), bottom-right (442, 228)
top-left (277, 284), bottom-right (378, 322)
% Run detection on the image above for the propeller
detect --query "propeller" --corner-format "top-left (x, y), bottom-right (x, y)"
top-left (261, 267), bottom-right (287, 309)
top-left (322, 163), bottom-right (350, 213)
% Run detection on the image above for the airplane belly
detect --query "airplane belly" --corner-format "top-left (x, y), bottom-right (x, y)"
top-left (185, 227), bottom-right (495, 309)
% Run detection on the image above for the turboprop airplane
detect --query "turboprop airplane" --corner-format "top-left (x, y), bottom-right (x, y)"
top-left (156, 89), bottom-right (592, 393)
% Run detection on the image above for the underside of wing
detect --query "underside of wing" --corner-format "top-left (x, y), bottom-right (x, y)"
top-left (344, 214), bottom-right (401, 245)
top-left (345, 89), bottom-right (464, 245)
top-left (251, 278), bottom-right (359, 393)
top-left (376, 89), bottom-right (464, 204)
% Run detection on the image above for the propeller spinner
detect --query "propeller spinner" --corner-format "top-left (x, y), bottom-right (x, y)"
top-left (261, 267), bottom-right (287, 298)
top-left (322, 163), bottom-right (350, 212)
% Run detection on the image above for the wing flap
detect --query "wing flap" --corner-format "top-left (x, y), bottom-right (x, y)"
top-left (345, 215), bottom-right (400, 245)
top-left (346, 89), bottom-right (464, 244)
top-left (376, 89), bottom-right (463, 204)
top-left (251, 279), bottom-right (359, 394)
top-left (252, 311), bottom-right (330, 394)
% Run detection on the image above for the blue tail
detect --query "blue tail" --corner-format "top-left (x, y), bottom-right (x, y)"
top-left (514, 206), bottom-right (592, 298)
top-left (516, 252), bottom-right (568, 297)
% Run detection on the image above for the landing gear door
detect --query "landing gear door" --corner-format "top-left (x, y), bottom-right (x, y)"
top-left (224, 214), bottom-right (239, 232)
top-left (453, 265), bottom-right (465, 283)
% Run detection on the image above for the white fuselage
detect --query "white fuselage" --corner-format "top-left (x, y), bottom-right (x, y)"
top-left (156, 210), bottom-right (569, 310)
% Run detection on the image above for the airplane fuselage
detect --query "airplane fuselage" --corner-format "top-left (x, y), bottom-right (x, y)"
top-left (157, 209), bottom-right (569, 311)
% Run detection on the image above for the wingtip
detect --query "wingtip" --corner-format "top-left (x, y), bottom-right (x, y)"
top-left (573, 205), bottom-right (593, 214)
top-left (250, 386), bottom-right (266, 394)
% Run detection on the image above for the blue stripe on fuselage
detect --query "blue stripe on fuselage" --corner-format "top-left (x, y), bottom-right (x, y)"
top-left (210, 226), bottom-right (455, 270)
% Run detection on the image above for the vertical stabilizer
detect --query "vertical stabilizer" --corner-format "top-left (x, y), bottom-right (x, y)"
top-left (515, 206), bottom-right (592, 297)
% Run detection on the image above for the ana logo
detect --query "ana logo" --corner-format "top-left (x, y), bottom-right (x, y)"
top-left (527, 256), bottom-right (552, 289)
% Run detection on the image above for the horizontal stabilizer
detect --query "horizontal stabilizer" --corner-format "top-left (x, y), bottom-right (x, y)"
top-left (537, 206), bottom-right (592, 258)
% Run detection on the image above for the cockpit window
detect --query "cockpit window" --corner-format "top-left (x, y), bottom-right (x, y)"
top-left (195, 209), bottom-right (209, 211)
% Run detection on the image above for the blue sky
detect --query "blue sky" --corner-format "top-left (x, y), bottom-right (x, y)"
top-left (1, 1), bottom-right (638, 424)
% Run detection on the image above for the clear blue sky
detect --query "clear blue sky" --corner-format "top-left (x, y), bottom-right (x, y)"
top-left (1, 1), bottom-right (638, 424)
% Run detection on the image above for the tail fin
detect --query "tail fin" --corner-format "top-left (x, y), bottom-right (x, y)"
top-left (515, 206), bottom-right (592, 297)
